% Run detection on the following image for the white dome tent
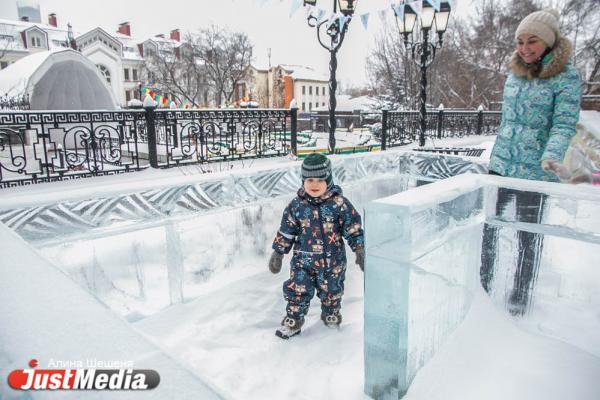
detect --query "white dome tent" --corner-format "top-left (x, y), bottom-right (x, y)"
top-left (0, 48), bottom-right (118, 110)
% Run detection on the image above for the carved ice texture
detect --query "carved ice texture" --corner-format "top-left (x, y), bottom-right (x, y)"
top-left (364, 174), bottom-right (600, 399)
top-left (0, 151), bottom-right (485, 320)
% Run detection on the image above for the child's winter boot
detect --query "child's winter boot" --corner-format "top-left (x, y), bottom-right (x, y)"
top-left (276, 316), bottom-right (305, 339)
top-left (321, 311), bottom-right (342, 328)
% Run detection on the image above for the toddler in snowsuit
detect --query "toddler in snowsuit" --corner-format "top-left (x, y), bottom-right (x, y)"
top-left (268, 153), bottom-right (364, 339)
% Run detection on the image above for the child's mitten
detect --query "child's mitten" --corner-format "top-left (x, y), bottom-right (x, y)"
top-left (269, 251), bottom-right (284, 274)
top-left (355, 248), bottom-right (365, 272)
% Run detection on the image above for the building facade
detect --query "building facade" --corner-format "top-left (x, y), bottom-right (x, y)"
top-left (0, 13), bottom-right (72, 70)
top-left (0, 8), bottom-right (189, 108)
top-left (239, 64), bottom-right (329, 111)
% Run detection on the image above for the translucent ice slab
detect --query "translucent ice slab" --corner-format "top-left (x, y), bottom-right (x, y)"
top-left (0, 151), bottom-right (485, 321)
top-left (364, 174), bottom-right (600, 399)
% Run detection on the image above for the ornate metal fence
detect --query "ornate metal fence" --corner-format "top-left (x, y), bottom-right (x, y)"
top-left (0, 111), bottom-right (147, 188)
top-left (381, 109), bottom-right (502, 149)
top-left (150, 108), bottom-right (293, 167)
top-left (0, 106), bottom-right (499, 188)
top-left (0, 94), bottom-right (30, 110)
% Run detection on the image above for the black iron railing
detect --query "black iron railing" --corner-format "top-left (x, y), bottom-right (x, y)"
top-left (0, 108), bottom-right (295, 187)
top-left (0, 111), bottom-right (147, 188)
top-left (0, 107), bottom-right (501, 188)
top-left (150, 108), bottom-right (293, 167)
top-left (381, 109), bottom-right (502, 149)
top-left (0, 94), bottom-right (30, 110)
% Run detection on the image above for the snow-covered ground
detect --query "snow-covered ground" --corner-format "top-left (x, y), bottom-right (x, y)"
top-left (136, 262), bottom-right (369, 400)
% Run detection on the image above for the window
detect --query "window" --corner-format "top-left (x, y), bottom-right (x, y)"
top-left (124, 68), bottom-right (130, 81)
top-left (309, 86), bottom-right (312, 95)
top-left (132, 69), bottom-right (138, 81)
top-left (30, 35), bottom-right (42, 48)
top-left (322, 102), bottom-right (325, 107)
top-left (96, 64), bottom-right (111, 84)
top-left (125, 90), bottom-right (131, 102)
top-left (302, 102), bottom-right (305, 111)
top-left (302, 86), bottom-right (305, 95)
top-left (309, 102), bottom-right (312, 111)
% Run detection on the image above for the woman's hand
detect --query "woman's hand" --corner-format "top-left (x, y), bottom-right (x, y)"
top-left (541, 159), bottom-right (571, 181)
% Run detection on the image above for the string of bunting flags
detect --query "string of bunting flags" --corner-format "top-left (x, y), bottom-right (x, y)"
top-left (282, 0), bottom-right (457, 30)
top-left (142, 86), bottom-right (195, 109)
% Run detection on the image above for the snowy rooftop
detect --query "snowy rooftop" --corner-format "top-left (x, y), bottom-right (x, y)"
top-left (282, 64), bottom-right (329, 82)
top-left (314, 95), bottom-right (378, 112)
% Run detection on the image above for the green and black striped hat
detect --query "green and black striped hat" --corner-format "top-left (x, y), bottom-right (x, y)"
top-left (301, 153), bottom-right (333, 189)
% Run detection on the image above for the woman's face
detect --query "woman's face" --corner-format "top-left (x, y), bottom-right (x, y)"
top-left (304, 178), bottom-right (327, 197)
top-left (516, 34), bottom-right (548, 64)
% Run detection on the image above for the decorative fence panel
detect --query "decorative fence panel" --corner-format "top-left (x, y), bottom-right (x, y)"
top-left (0, 107), bottom-right (500, 188)
top-left (0, 111), bottom-right (147, 188)
top-left (151, 108), bottom-right (293, 167)
top-left (382, 110), bottom-right (502, 148)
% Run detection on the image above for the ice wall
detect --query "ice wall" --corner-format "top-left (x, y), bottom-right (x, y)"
top-left (0, 223), bottom-right (227, 400)
top-left (364, 174), bottom-right (600, 399)
top-left (0, 150), bottom-right (485, 321)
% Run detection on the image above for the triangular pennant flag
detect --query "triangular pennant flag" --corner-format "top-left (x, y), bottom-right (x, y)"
top-left (360, 13), bottom-right (370, 30)
top-left (326, 12), bottom-right (339, 30)
top-left (289, 0), bottom-right (301, 18)
top-left (317, 9), bottom-right (327, 24)
top-left (338, 14), bottom-right (348, 33)
top-left (378, 8), bottom-right (388, 24)
top-left (305, 4), bottom-right (314, 18)
top-left (427, 0), bottom-right (441, 11)
top-left (392, 2), bottom-right (405, 20)
top-left (408, 0), bottom-right (422, 17)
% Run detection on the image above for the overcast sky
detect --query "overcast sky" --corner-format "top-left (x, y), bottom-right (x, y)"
top-left (0, 0), bottom-right (474, 87)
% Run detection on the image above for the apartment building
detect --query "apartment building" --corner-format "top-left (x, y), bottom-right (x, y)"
top-left (0, 5), bottom-right (185, 107)
top-left (239, 64), bottom-right (329, 111)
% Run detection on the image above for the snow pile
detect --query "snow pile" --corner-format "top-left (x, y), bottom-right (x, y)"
top-left (404, 288), bottom-right (600, 400)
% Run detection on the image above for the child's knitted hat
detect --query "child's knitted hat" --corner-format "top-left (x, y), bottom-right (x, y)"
top-left (515, 8), bottom-right (561, 48)
top-left (301, 153), bottom-right (333, 189)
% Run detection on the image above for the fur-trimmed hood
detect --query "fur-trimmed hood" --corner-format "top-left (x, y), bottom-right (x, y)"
top-left (510, 36), bottom-right (572, 80)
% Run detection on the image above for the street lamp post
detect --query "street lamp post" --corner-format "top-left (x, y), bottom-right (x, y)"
top-left (393, 1), bottom-right (451, 147)
top-left (303, 0), bottom-right (357, 154)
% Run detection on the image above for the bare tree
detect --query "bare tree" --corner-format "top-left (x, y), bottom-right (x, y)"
top-left (189, 25), bottom-right (253, 106)
top-left (367, 0), bottom-right (543, 109)
top-left (366, 25), bottom-right (419, 110)
top-left (143, 40), bottom-right (209, 106)
top-left (562, 0), bottom-right (600, 94)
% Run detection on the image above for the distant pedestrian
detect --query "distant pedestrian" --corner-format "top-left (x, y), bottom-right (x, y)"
top-left (268, 153), bottom-right (364, 339)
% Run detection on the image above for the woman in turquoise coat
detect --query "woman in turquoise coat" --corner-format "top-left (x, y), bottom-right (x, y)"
top-left (482, 9), bottom-right (582, 315)
top-left (488, 9), bottom-right (582, 181)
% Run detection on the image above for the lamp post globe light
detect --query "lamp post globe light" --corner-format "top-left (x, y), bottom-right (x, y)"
top-left (303, 0), bottom-right (358, 154)
top-left (393, 0), bottom-right (451, 147)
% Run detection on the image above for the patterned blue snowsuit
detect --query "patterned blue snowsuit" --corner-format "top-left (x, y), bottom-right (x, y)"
top-left (272, 185), bottom-right (364, 319)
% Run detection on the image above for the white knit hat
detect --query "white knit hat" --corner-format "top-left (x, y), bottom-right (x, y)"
top-left (515, 8), bottom-right (561, 48)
